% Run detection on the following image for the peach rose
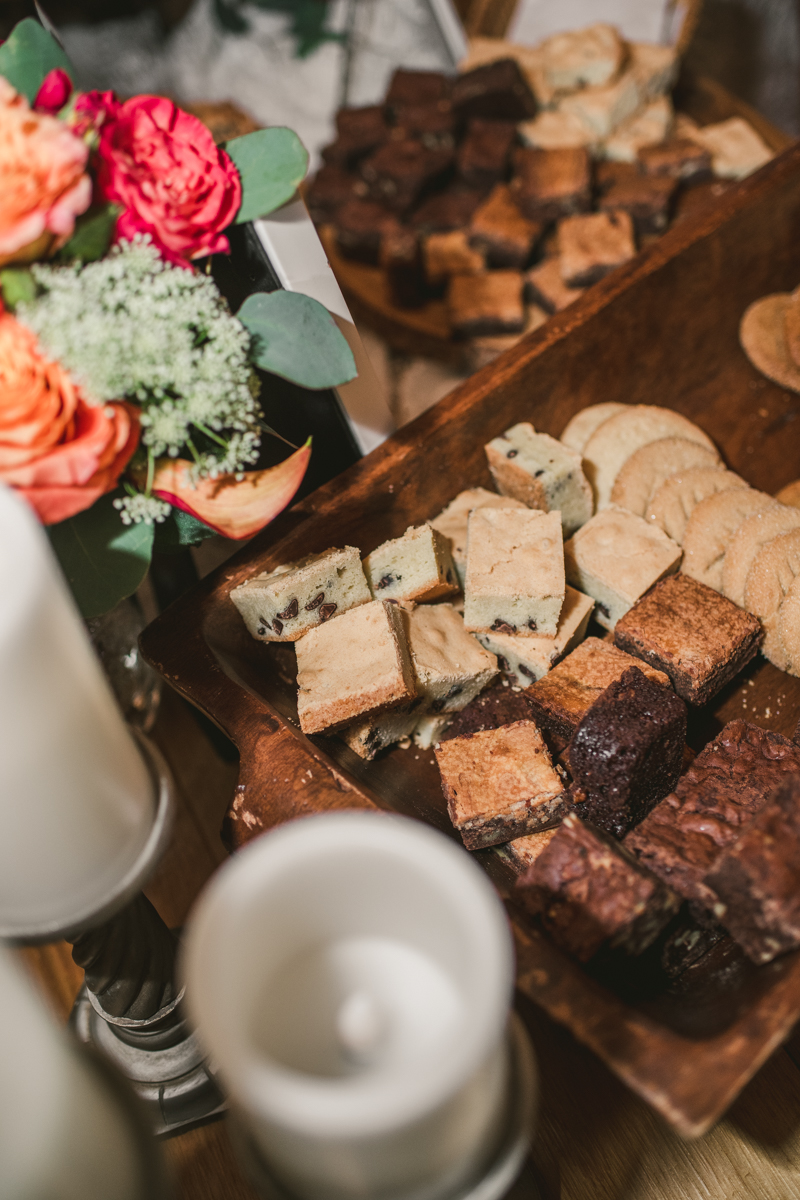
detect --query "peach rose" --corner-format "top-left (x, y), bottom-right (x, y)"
top-left (0, 313), bottom-right (139, 524)
top-left (0, 76), bottom-right (92, 266)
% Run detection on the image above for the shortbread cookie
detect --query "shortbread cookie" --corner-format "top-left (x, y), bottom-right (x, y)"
top-left (778, 575), bottom-right (800, 674)
top-left (477, 585), bottom-right (594, 684)
top-left (777, 479), bottom-right (800, 508)
top-left (560, 402), bottom-right (627, 454)
top-left (688, 117), bottom-right (773, 179)
top-left (231, 546), bottom-right (371, 643)
top-left (342, 707), bottom-right (420, 760)
top-left (610, 437), bottom-right (720, 517)
top-left (363, 523), bottom-right (459, 603)
top-left (646, 466), bottom-right (748, 544)
top-left (582, 405), bottom-right (716, 510)
top-left (402, 602), bottom-right (498, 713)
top-left (436, 719), bottom-right (568, 850)
top-left (743, 529), bottom-right (800, 669)
top-left (721, 505), bottom-right (800, 607)
top-left (484, 421), bottom-right (592, 535)
top-left (429, 487), bottom-right (527, 588)
top-left (296, 600), bottom-right (416, 734)
top-left (464, 507), bottom-right (565, 636)
top-left (740, 294), bottom-right (800, 394)
top-left (564, 506), bottom-right (681, 629)
top-left (681, 488), bottom-right (777, 591)
top-left (785, 293), bottom-right (800, 367)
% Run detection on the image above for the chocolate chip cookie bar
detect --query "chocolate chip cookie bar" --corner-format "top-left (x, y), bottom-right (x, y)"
top-left (464, 507), bottom-right (565, 636)
top-left (363, 523), bottom-right (459, 603)
top-left (402, 602), bottom-right (498, 713)
top-left (484, 421), bottom-right (593, 535)
top-left (476, 585), bottom-right (594, 684)
top-left (429, 487), bottom-right (527, 589)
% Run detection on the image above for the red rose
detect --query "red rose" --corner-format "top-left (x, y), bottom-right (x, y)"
top-left (95, 96), bottom-right (242, 266)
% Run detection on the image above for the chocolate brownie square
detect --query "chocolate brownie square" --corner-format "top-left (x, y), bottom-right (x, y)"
top-left (525, 637), bottom-right (670, 753)
top-left (557, 210), bottom-right (636, 287)
top-left (638, 138), bottom-right (712, 182)
top-left (361, 139), bottom-right (454, 214)
top-left (410, 186), bottom-right (485, 233)
top-left (306, 165), bottom-right (365, 224)
top-left (452, 59), bottom-right (537, 123)
top-left (424, 229), bottom-right (485, 288)
top-left (457, 118), bottom-right (517, 190)
top-left (469, 184), bottom-right (543, 269)
top-left (443, 681), bottom-right (540, 742)
top-left (392, 100), bottom-right (455, 150)
top-left (593, 160), bottom-right (640, 195)
top-left (510, 147), bottom-right (592, 223)
top-left (436, 719), bottom-right (569, 849)
top-left (567, 666), bottom-right (687, 838)
top-left (322, 105), bottom-right (390, 167)
top-left (380, 228), bottom-right (425, 309)
top-left (447, 270), bottom-right (525, 338)
top-left (524, 256), bottom-right (584, 314)
top-left (598, 173), bottom-right (677, 235)
top-left (516, 813), bottom-right (680, 962)
top-left (614, 574), bottom-right (763, 705)
top-left (333, 198), bottom-right (400, 264)
top-left (625, 720), bottom-right (800, 909)
top-left (705, 777), bottom-right (800, 963)
top-left (386, 68), bottom-right (451, 112)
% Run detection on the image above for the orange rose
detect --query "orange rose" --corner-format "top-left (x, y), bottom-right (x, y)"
top-left (0, 76), bottom-right (92, 266)
top-left (0, 313), bottom-right (139, 524)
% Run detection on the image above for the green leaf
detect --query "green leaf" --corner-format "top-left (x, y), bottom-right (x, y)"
top-left (0, 267), bottom-right (36, 311)
top-left (213, 0), bottom-right (249, 32)
top-left (57, 206), bottom-right (119, 264)
top-left (153, 507), bottom-right (219, 552)
top-left (226, 128), bottom-right (309, 224)
top-left (0, 18), bottom-right (73, 104)
top-left (238, 290), bottom-right (357, 389)
top-left (47, 491), bottom-right (154, 619)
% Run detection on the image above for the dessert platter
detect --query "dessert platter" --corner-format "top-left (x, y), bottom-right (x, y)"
top-left (306, 24), bottom-right (792, 364)
top-left (141, 139), bottom-right (800, 1137)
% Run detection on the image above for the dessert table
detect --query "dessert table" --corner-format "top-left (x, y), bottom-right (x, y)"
top-left (17, 685), bottom-right (800, 1199)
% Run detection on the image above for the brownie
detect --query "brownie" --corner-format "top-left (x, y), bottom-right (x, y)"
top-left (593, 160), bottom-right (640, 195)
top-left (705, 777), bottom-right (800, 963)
top-left (468, 184), bottom-right (543, 269)
top-left (451, 59), bottom-right (537, 123)
top-left (380, 228), bottom-right (425, 309)
top-left (457, 118), bottom-right (518, 190)
top-left (392, 100), bottom-right (455, 150)
top-left (306, 165), bottom-right (365, 224)
top-left (322, 105), bottom-right (390, 167)
top-left (423, 229), bottom-right (485, 288)
top-left (443, 682), bottom-right (539, 741)
top-left (557, 210), bottom-right (636, 287)
top-left (436, 719), bottom-right (569, 850)
top-left (567, 667), bottom-right (687, 838)
top-left (524, 256), bottom-right (584, 314)
top-left (598, 173), bottom-right (677, 236)
top-left (361, 138), bottom-right (454, 213)
top-left (625, 720), bottom-right (800, 910)
top-left (447, 270), bottom-right (525, 338)
top-left (333, 198), bottom-right (401, 264)
top-left (638, 138), bottom-right (712, 183)
top-left (524, 637), bottom-right (670, 754)
top-left (660, 917), bottom-right (726, 979)
top-left (409, 185), bottom-right (485, 233)
top-left (614, 574), bottom-right (763, 705)
top-left (510, 147), bottom-right (592, 223)
top-left (516, 813), bottom-right (680, 962)
top-left (385, 68), bottom-right (451, 113)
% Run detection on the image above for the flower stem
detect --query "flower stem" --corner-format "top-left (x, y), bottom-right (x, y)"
top-left (146, 448), bottom-right (155, 497)
top-left (192, 419), bottom-right (229, 449)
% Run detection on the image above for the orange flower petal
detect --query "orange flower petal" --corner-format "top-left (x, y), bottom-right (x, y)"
top-left (151, 440), bottom-right (311, 539)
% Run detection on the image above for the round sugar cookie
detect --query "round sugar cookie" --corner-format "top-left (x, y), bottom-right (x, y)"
top-left (682, 488), bottom-right (777, 592)
top-left (743, 529), bottom-right (800, 670)
top-left (783, 291), bottom-right (800, 368)
top-left (582, 405), bottom-right (717, 510)
top-left (721, 504), bottom-right (800, 607)
top-left (560, 402), bottom-right (627, 455)
top-left (646, 467), bottom-right (748, 545)
top-left (778, 575), bottom-right (800, 676)
top-left (776, 479), bottom-right (800, 509)
top-left (740, 294), bottom-right (800, 393)
top-left (610, 437), bottom-right (720, 517)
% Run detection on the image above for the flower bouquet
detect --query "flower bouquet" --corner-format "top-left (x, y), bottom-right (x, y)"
top-left (0, 17), bottom-right (357, 617)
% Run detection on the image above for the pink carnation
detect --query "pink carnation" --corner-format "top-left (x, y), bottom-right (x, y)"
top-left (95, 95), bottom-right (242, 267)
top-left (0, 78), bottom-right (91, 265)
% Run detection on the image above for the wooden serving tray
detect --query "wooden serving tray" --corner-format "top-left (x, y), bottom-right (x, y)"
top-left (141, 142), bottom-right (800, 1138)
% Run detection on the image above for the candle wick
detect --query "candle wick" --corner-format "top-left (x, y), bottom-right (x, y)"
top-left (335, 990), bottom-right (386, 1066)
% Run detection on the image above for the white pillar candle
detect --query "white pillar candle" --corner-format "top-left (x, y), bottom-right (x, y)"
top-left (183, 812), bottom-right (515, 1200)
top-left (0, 945), bottom-right (148, 1200)
top-left (0, 484), bottom-right (155, 936)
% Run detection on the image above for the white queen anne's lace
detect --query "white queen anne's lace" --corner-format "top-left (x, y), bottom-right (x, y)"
top-left (18, 238), bottom-right (262, 493)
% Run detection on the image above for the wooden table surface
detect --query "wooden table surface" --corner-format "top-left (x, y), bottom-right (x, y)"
top-left (18, 686), bottom-right (800, 1200)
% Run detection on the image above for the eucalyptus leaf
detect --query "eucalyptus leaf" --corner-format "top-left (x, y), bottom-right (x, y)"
top-left (153, 507), bottom-right (219, 552)
top-left (47, 492), bottom-right (154, 619)
top-left (0, 268), bottom-right (36, 311)
top-left (0, 18), bottom-right (73, 104)
top-left (238, 290), bottom-right (357, 390)
top-left (58, 206), bottom-right (119, 264)
top-left (227, 128), bottom-right (309, 224)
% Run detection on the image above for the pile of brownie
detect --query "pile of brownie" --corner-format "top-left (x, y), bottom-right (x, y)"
top-left (306, 46), bottom-right (765, 349)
